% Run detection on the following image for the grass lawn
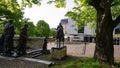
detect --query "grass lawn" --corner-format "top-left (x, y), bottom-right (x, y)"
top-left (50, 58), bottom-right (120, 68)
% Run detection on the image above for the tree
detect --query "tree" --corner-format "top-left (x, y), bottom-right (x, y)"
top-left (27, 22), bottom-right (36, 37)
top-left (48, 0), bottom-right (120, 66)
top-left (50, 28), bottom-right (56, 38)
top-left (0, 0), bottom-right (41, 35)
top-left (36, 20), bottom-right (50, 37)
top-left (0, 0), bottom-right (23, 22)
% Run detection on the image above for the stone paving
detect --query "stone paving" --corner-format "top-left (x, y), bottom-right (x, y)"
top-left (0, 42), bottom-right (120, 68)
top-left (0, 58), bottom-right (44, 68)
top-left (48, 42), bottom-right (120, 61)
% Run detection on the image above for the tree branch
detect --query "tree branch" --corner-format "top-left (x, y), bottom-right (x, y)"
top-left (113, 15), bottom-right (120, 27)
top-left (89, 0), bottom-right (104, 11)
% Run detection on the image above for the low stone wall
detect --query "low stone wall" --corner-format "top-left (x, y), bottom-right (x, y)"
top-left (50, 46), bottom-right (67, 60)
top-left (14, 37), bottom-right (55, 49)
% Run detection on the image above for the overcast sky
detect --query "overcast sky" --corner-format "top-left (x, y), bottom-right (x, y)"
top-left (23, 0), bottom-right (74, 28)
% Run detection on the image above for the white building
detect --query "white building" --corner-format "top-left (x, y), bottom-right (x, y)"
top-left (60, 18), bottom-right (120, 42)
top-left (60, 18), bottom-right (84, 41)
top-left (60, 18), bottom-right (78, 35)
top-left (60, 18), bottom-right (95, 35)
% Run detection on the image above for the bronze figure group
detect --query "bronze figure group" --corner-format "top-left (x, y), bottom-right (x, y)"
top-left (0, 20), bottom-right (65, 57)
top-left (0, 19), bottom-right (28, 56)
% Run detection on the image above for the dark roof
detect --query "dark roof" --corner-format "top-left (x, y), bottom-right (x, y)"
top-left (60, 19), bottom-right (68, 24)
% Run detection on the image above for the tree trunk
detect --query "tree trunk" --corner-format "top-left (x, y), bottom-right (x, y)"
top-left (92, 0), bottom-right (114, 65)
top-left (89, 0), bottom-right (120, 66)
top-left (94, 19), bottom-right (114, 65)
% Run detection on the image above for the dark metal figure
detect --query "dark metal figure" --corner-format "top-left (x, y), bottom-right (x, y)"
top-left (56, 23), bottom-right (64, 48)
top-left (0, 34), bottom-right (4, 53)
top-left (42, 37), bottom-right (48, 51)
top-left (17, 24), bottom-right (28, 55)
top-left (3, 19), bottom-right (15, 56)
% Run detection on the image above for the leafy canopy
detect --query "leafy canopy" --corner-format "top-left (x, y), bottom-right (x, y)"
top-left (27, 22), bottom-right (36, 37)
top-left (0, 0), bottom-right (41, 34)
top-left (36, 20), bottom-right (50, 37)
top-left (48, 0), bottom-right (120, 28)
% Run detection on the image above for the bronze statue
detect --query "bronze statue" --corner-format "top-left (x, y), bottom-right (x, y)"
top-left (3, 19), bottom-right (15, 56)
top-left (56, 23), bottom-right (64, 48)
top-left (17, 24), bottom-right (28, 55)
top-left (42, 37), bottom-right (48, 51)
top-left (0, 34), bottom-right (4, 53)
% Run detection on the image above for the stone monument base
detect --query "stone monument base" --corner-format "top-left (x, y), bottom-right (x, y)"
top-left (51, 46), bottom-right (67, 60)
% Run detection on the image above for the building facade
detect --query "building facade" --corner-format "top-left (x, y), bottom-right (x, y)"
top-left (60, 18), bottom-right (120, 42)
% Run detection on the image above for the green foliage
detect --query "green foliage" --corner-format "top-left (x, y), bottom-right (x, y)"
top-left (0, 21), bottom-right (4, 34)
top-left (65, 6), bottom-right (96, 28)
top-left (27, 22), bottom-right (36, 37)
top-left (36, 20), bottom-right (50, 37)
top-left (47, 0), bottom-right (66, 8)
top-left (50, 28), bottom-right (56, 38)
top-left (51, 0), bottom-right (120, 29)
top-left (111, 5), bottom-right (120, 20)
top-left (114, 62), bottom-right (120, 68)
top-left (19, 0), bottom-right (41, 9)
top-left (0, 0), bottom-right (24, 35)
top-left (0, 0), bottom-right (23, 22)
top-left (0, 0), bottom-right (41, 35)
top-left (15, 21), bottom-right (24, 34)
top-left (78, 26), bottom-right (84, 33)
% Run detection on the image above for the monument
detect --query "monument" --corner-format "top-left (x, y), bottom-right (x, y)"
top-left (56, 23), bottom-right (64, 48)
top-left (51, 23), bottom-right (67, 59)
top-left (2, 19), bottom-right (15, 56)
top-left (42, 37), bottom-right (48, 51)
top-left (0, 35), bottom-right (4, 53)
top-left (42, 37), bottom-right (50, 54)
top-left (16, 24), bottom-right (28, 56)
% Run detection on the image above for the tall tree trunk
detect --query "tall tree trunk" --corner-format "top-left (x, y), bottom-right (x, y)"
top-left (90, 0), bottom-right (114, 65)
top-left (89, 0), bottom-right (120, 66)
top-left (94, 15), bottom-right (114, 65)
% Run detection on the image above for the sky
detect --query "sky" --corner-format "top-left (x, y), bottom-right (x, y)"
top-left (23, 0), bottom-right (74, 28)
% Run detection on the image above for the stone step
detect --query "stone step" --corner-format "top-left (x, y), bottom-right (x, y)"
top-left (27, 49), bottom-right (42, 54)
top-left (18, 57), bottom-right (55, 66)
top-left (32, 53), bottom-right (43, 58)
top-left (0, 55), bottom-right (55, 66)
top-left (30, 51), bottom-right (42, 55)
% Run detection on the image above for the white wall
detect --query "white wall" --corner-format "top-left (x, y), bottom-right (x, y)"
top-left (84, 23), bottom-right (95, 35)
top-left (67, 18), bottom-right (78, 34)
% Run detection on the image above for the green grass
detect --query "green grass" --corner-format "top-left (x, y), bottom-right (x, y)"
top-left (114, 62), bottom-right (120, 68)
top-left (51, 58), bottom-right (120, 68)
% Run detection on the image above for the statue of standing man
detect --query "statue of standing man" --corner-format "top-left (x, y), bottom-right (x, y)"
top-left (56, 23), bottom-right (64, 48)
top-left (17, 24), bottom-right (28, 55)
top-left (3, 19), bottom-right (15, 56)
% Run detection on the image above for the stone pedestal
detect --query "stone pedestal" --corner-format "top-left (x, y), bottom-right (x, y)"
top-left (51, 46), bottom-right (67, 60)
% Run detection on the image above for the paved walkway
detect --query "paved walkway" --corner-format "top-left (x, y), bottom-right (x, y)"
top-left (48, 42), bottom-right (120, 61)
top-left (0, 42), bottom-right (119, 68)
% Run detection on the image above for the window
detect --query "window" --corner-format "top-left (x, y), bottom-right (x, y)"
top-left (78, 26), bottom-right (84, 33)
top-left (115, 29), bottom-right (120, 34)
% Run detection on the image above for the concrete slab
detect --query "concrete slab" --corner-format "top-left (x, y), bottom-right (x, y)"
top-left (18, 57), bottom-right (55, 66)
top-left (0, 56), bottom-right (15, 60)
